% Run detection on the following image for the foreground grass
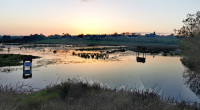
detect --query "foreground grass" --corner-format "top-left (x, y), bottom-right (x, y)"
top-left (0, 79), bottom-right (198, 110)
top-left (0, 54), bottom-right (39, 67)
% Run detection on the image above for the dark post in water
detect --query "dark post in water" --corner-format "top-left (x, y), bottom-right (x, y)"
top-left (23, 57), bottom-right (32, 79)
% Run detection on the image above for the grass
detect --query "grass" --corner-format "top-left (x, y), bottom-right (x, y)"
top-left (34, 37), bottom-right (180, 47)
top-left (0, 79), bottom-right (199, 110)
top-left (0, 54), bottom-right (39, 67)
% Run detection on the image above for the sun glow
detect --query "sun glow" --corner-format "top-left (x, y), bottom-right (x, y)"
top-left (69, 16), bottom-right (112, 35)
top-left (0, 0), bottom-right (200, 35)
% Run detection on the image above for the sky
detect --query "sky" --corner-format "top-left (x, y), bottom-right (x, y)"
top-left (0, 0), bottom-right (200, 35)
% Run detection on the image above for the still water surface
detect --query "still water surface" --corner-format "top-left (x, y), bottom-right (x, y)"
top-left (0, 44), bottom-right (199, 102)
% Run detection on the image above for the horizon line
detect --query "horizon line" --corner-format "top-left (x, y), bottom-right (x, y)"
top-left (0, 31), bottom-right (174, 36)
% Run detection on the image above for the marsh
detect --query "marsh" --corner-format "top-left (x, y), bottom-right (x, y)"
top-left (0, 44), bottom-right (199, 103)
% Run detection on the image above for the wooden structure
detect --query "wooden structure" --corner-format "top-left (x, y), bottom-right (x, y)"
top-left (136, 52), bottom-right (146, 63)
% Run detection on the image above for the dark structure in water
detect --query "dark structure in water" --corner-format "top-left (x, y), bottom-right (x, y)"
top-left (136, 52), bottom-right (146, 63)
top-left (23, 57), bottom-right (32, 79)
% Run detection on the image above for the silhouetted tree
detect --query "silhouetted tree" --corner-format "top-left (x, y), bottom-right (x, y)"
top-left (77, 34), bottom-right (84, 38)
top-left (177, 11), bottom-right (200, 37)
top-left (179, 11), bottom-right (200, 58)
top-left (23, 34), bottom-right (45, 42)
top-left (62, 33), bottom-right (71, 38)
top-left (2, 35), bottom-right (11, 42)
top-left (48, 34), bottom-right (62, 39)
top-left (179, 11), bottom-right (200, 97)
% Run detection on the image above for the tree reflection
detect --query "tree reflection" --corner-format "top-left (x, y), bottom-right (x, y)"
top-left (180, 34), bottom-right (200, 96)
top-left (180, 36), bottom-right (200, 96)
top-left (181, 58), bottom-right (200, 96)
top-left (72, 52), bottom-right (109, 60)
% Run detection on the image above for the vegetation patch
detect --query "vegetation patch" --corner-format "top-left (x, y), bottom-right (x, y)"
top-left (0, 79), bottom-right (199, 110)
top-left (0, 54), bottom-right (39, 67)
top-left (33, 37), bottom-right (180, 47)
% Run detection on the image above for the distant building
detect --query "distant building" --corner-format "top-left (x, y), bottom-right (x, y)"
top-left (168, 34), bottom-right (175, 37)
top-left (145, 32), bottom-right (157, 37)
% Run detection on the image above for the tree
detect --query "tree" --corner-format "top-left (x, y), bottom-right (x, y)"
top-left (77, 34), bottom-right (84, 38)
top-left (23, 34), bottom-right (45, 42)
top-left (178, 11), bottom-right (200, 97)
top-left (177, 11), bottom-right (200, 37)
top-left (2, 35), bottom-right (11, 42)
top-left (179, 11), bottom-right (200, 67)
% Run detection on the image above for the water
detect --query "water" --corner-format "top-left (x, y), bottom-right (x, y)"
top-left (0, 44), bottom-right (199, 102)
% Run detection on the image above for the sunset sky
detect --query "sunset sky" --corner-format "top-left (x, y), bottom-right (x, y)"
top-left (0, 0), bottom-right (200, 35)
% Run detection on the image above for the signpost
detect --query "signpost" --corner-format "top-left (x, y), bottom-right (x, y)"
top-left (23, 58), bottom-right (32, 79)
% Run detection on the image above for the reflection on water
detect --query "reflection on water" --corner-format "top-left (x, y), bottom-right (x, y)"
top-left (23, 73), bottom-right (32, 79)
top-left (181, 55), bottom-right (200, 97)
top-left (8, 47), bottom-right (10, 52)
top-left (183, 69), bottom-right (200, 96)
top-left (53, 50), bottom-right (57, 54)
top-left (72, 52), bottom-right (109, 60)
top-left (180, 36), bottom-right (200, 98)
top-left (53, 50), bottom-right (69, 54)
top-left (0, 68), bottom-right (17, 73)
top-left (0, 44), bottom-right (200, 102)
top-left (136, 52), bottom-right (146, 63)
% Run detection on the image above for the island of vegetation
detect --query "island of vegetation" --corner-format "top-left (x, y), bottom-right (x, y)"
top-left (0, 54), bottom-right (39, 67)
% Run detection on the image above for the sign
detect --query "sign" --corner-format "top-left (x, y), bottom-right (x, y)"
top-left (24, 62), bottom-right (31, 66)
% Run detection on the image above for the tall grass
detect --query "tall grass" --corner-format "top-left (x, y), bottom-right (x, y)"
top-left (0, 78), bottom-right (199, 110)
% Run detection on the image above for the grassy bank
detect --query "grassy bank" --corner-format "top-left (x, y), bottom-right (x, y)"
top-left (0, 79), bottom-right (198, 110)
top-left (0, 54), bottom-right (39, 67)
top-left (34, 37), bottom-right (180, 47)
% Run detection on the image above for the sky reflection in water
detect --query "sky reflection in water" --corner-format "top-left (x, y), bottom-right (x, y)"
top-left (0, 44), bottom-right (199, 103)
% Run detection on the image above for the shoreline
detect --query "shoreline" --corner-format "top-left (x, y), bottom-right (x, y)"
top-left (0, 79), bottom-right (198, 110)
